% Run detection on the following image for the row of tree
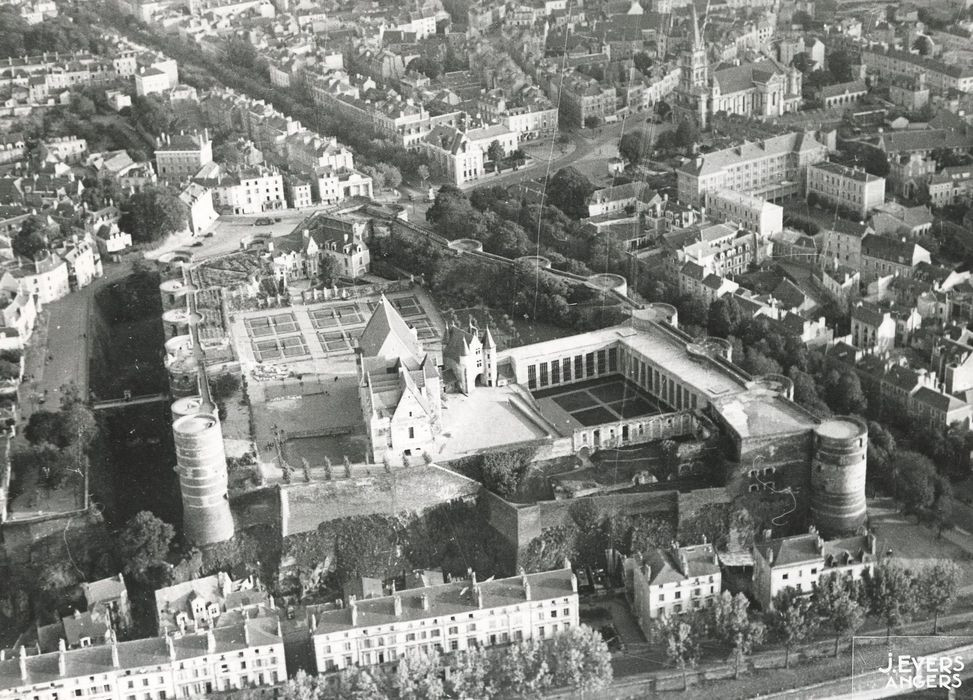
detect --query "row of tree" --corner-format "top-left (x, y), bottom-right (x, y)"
top-left (278, 625), bottom-right (612, 700)
top-left (656, 559), bottom-right (960, 689)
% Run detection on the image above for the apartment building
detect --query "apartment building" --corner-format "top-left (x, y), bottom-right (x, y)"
top-left (206, 169), bottom-right (285, 215)
top-left (623, 543), bottom-right (721, 637)
top-left (155, 131), bottom-right (213, 180)
top-left (818, 219), bottom-right (873, 270)
top-left (677, 222), bottom-right (763, 277)
top-left (704, 188), bottom-right (783, 238)
top-left (1, 251), bottom-right (70, 306)
top-left (422, 125), bottom-right (484, 186)
top-left (676, 131), bottom-right (829, 206)
top-left (870, 201), bottom-right (933, 238)
top-left (178, 182), bottom-right (218, 236)
top-left (850, 301), bottom-right (897, 351)
top-left (860, 234), bottom-right (930, 283)
top-left (310, 567), bottom-right (579, 672)
top-left (806, 162), bottom-right (885, 218)
top-left (0, 619), bottom-right (285, 700)
top-left (861, 46), bottom-right (973, 95)
top-left (753, 528), bottom-right (877, 610)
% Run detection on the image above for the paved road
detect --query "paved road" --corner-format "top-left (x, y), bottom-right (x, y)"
top-left (19, 257), bottom-right (134, 417)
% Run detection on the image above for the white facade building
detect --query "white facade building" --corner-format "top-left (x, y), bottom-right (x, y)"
top-left (705, 188), bottom-right (784, 238)
top-left (311, 567), bottom-right (579, 672)
top-left (0, 619), bottom-right (285, 700)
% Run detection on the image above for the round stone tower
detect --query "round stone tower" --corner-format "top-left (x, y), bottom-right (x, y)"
top-left (173, 412), bottom-right (235, 545)
top-left (810, 416), bottom-right (868, 538)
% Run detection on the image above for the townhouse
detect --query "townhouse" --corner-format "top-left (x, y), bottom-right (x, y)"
top-left (859, 234), bottom-right (930, 283)
top-left (0, 620), bottom-right (285, 700)
top-left (624, 543), bottom-right (721, 639)
top-left (311, 567), bottom-right (578, 672)
top-left (753, 528), bottom-right (876, 611)
top-left (154, 131), bottom-right (213, 180)
top-left (861, 46), bottom-right (973, 95)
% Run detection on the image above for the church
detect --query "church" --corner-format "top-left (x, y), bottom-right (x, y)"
top-left (671, 6), bottom-right (802, 129)
top-left (357, 295), bottom-right (442, 464)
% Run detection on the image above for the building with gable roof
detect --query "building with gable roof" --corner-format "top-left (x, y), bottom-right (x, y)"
top-left (81, 574), bottom-right (131, 634)
top-left (860, 234), bottom-right (930, 283)
top-left (753, 527), bottom-right (877, 610)
top-left (358, 295), bottom-right (442, 464)
top-left (421, 125), bottom-right (484, 187)
top-left (624, 542), bottom-right (721, 632)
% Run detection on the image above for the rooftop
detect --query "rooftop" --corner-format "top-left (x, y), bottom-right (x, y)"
top-left (312, 567), bottom-right (576, 635)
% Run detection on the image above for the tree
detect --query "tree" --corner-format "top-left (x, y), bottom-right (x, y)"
top-left (710, 591), bottom-right (765, 678)
top-left (865, 559), bottom-right (919, 641)
top-left (493, 639), bottom-right (552, 698)
top-left (119, 188), bottom-right (188, 243)
top-left (867, 421), bottom-right (897, 491)
top-left (446, 646), bottom-right (495, 699)
top-left (707, 296), bottom-right (744, 338)
top-left (407, 56), bottom-right (443, 79)
top-left (583, 115), bottom-right (602, 129)
top-left (11, 443), bottom-right (76, 489)
top-left (210, 373), bottom-right (241, 402)
top-left (654, 614), bottom-right (702, 690)
top-left (522, 525), bottom-right (579, 573)
top-left (324, 456), bottom-right (333, 481)
top-left (829, 49), bottom-right (854, 83)
top-left (912, 35), bottom-right (933, 56)
top-left (343, 455), bottom-right (352, 478)
top-left (487, 140), bottom-right (505, 171)
top-left (792, 9), bottom-right (813, 28)
top-left (633, 51), bottom-right (654, 74)
top-left (674, 118), bottom-right (699, 149)
top-left (655, 100), bottom-right (672, 121)
top-left (862, 148), bottom-right (890, 178)
top-left (278, 669), bottom-right (329, 699)
top-left (13, 216), bottom-right (52, 260)
top-left (918, 561), bottom-right (960, 633)
top-left (377, 163), bottom-right (402, 190)
top-left (117, 511), bottom-right (175, 577)
top-left (225, 37), bottom-right (260, 71)
top-left (213, 140), bottom-right (243, 168)
top-left (417, 164), bottom-right (430, 185)
top-left (894, 451), bottom-right (937, 514)
top-left (396, 649), bottom-right (444, 700)
top-left (824, 370), bottom-right (867, 415)
top-left (767, 589), bottom-right (818, 668)
top-left (812, 574), bottom-right (865, 657)
top-left (931, 477), bottom-right (954, 536)
top-left (548, 624), bottom-right (613, 691)
top-left (319, 254), bottom-right (341, 286)
top-left (481, 447), bottom-right (533, 498)
top-left (546, 167), bottom-right (596, 219)
top-left (618, 130), bottom-right (650, 164)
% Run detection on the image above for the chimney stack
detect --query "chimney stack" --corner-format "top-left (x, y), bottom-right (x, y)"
top-left (473, 585), bottom-right (483, 609)
top-left (206, 630), bottom-right (216, 654)
top-left (19, 646), bottom-right (27, 682)
top-left (350, 601), bottom-right (358, 626)
top-left (310, 613), bottom-right (317, 631)
top-left (420, 593), bottom-right (430, 611)
top-left (393, 595), bottom-right (403, 617)
top-left (57, 639), bottom-right (66, 677)
top-left (244, 623), bottom-right (251, 646)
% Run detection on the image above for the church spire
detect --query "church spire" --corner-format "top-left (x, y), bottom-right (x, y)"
top-left (691, 2), bottom-right (702, 50)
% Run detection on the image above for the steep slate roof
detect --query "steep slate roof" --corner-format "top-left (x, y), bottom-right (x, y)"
top-left (358, 294), bottom-right (422, 360)
top-left (755, 533), bottom-right (820, 566)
